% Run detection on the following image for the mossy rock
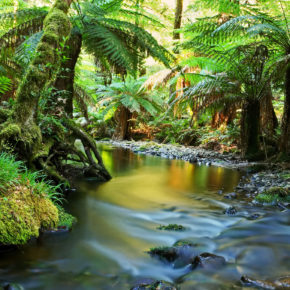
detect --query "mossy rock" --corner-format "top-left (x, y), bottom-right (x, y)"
top-left (148, 246), bottom-right (178, 263)
top-left (255, 187), bottom-right (290, 204)
top-left (0, 186), bottom-right (59, 245)
top-left (157, 224), bottom-right (186, 231)
top-left (58, 208), bottom-right (77, 229)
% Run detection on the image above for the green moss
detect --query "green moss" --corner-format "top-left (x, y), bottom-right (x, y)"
top-left (58, 208), bottom-right (76, 229)
top-left (173, 240), bottom-right (195, 247)
top-left (43, 9), bottom-right (71, 37)
top-left (0, 108), bottom-right (11, 122)
top-left (53, 0), bottom-right (69, 13)
top-left (0, 187), bottom-right (59, 245)
top-left (0, 123), bottom-right (21, 139)
top-left (41, 31), bottom-right (59, 46)
top-left (157, 224), bottom-right (186, 231)
top-left (255, 187), bottom-right (290, 204)
top-left (33, 43), bottom-right (55, 65)
top-left (148, 246), bottom-right (178, 262)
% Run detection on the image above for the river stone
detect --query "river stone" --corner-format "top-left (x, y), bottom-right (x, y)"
top-left (224, 192), bottom-right (237, 199)
top-left (2, 283), bottom-right (24, 290)
top-left (148, 244), bottom-right (197, 267)
top-left (131, 280), bottom-right (177, 290)
top-left (248, 213), bottom-right (261, 220)
top-left (224, 206), bottom-right (237, 215)
top-left (240, 275), bottom-right (290, 289)
top-left (191, 252), bottom-right (226, 271)
top-left (275, 276), bottom-right (290, 288)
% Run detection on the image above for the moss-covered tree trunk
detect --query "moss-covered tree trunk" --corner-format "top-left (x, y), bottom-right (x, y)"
top-left (280, 64), bottom-right (290, 156)
top-left (41, 27), bottom-right (111, 182)
top-left (52, 27), bottom-right (82, 118)
top-left (241, 98), bottom-right (262, 160)
top-left (0, 0), bottom-right (72, 158)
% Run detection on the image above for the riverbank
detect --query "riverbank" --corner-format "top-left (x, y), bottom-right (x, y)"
top-left (0, 153), bottom-right (76, 248)
top-left (105, 140), bottom-right (247, 169)
top-left (102, 140), bottom-right (290, 207)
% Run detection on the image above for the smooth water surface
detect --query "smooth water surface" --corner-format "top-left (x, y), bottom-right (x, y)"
top-left (1, 144), bottom-right (289, 289)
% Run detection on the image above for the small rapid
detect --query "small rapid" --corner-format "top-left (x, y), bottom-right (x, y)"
top-left (0, 144), bottom-right (289, 289)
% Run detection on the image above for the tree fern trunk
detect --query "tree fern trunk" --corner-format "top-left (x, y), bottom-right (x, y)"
top-left (12, 0), bottom-right (72, 125)
top-left (173, 0), bottom-right (183, 40)
top-left (113, 106), bottom-right (132, 141)
top-left (53, 28), bottom-right (82, 118)
top-left (280, 64), bottom-right (290, 155)
top-left (0, 0), bottom-right (72, 158)
top-left (260, 82), bottom-right (278, 136)
top-left (241, 98), bottom-right (261, 160)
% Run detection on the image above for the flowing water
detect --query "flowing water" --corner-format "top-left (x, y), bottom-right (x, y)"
top-left (0, 144), bottom-right (289, 289)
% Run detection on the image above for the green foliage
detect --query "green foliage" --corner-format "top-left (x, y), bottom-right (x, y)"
top-left (96, 76), bottom-right (164, 119)
top-left (57, 206), bottom-right (77, 229)
top-left (80, 0), bottom-right (174, 76)
top-left (255, 186), bottom-right (290, 204)
top-left (0, 75), bottom-right (12, 95)
top-left (153, 118), bottom-right (199, 145)
top-left (0, 152), bottom-right (63, 204)
top-left (0, 152), bottom-right (23, 193)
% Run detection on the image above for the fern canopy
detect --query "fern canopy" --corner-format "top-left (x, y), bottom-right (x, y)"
top-left (96, 76), bottom-right (163, 120)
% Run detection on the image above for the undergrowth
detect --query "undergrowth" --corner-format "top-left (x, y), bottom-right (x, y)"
top-left (0, 152), bottom-right (63, 204)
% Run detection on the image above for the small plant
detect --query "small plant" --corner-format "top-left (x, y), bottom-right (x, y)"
top-left (255, 187), bottom-right (290, 204)
top-left (0, 76), bottom-right (12, 95)
top-left (0, 152), bottom-right (64, 204)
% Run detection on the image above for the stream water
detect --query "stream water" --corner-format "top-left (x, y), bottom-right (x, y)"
top-left (0, 144), bottom-right (289, 289)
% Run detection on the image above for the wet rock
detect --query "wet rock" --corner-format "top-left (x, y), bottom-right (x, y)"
top-left (224, 192), bottom-right (237, 199)
top-left (2, 283), bottom-right (24, 290)
top-left (248, 213), bottom-right (261, 220)
top-left (224, 206), bottom-right (237, 215)
top-left (191, 252), bottom-right (226, 271)
top-left (189, 157), bottom-right (197, 164)
top-left (241, 275), bottom-right (290, 289)
top-left (148, 244), bottom-right (197, 267)
top-left (275, 276), bottom-right (290, 288)
top-left (148, 246), bottom-right (178, 263)
top-left (131, 280), bottom-right (177, 290)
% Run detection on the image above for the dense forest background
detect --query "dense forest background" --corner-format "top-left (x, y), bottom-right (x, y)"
top-left (0, 0), bottom-right (289, 182)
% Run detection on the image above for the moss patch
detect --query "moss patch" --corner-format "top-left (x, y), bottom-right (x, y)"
top-left (58, 207), bottom-right (76, 229)
top-left (255, 187), bottom-right (290, 204)
top-left (157, 224), bottom-right (186, 231)
top-left (0, 186), bottom-right (59, 245)
top-left (148, 246), bottom-right (178, 262)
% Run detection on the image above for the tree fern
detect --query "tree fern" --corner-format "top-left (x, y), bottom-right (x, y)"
top-left (96, 76), bottom-right (163, 118)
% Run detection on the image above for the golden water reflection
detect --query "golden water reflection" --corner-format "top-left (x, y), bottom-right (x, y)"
top-left (81, 145), bottom-right (242, 210)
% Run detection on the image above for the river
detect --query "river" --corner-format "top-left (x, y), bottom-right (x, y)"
top-left (1, 144), bottom-right (289, 289)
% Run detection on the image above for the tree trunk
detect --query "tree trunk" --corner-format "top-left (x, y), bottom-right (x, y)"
top-left (260, 82), bottom-right (278, 136)
top-left (280, 64), bottom-right (290, 155)
top-left (0, 0), bottom-right (72, 157)
top-left (241, 98), bottom-right (262, 160)
top-left (113, 106), bottom-right (132, 140)
top-left (53, 27), bottom-right (82, 118)
top-left (173, 0), bottom-right (183, 40)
